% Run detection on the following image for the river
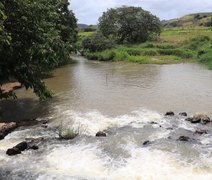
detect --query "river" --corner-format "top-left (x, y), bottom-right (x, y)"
top-left (0, 55), bottom-right (212, 179)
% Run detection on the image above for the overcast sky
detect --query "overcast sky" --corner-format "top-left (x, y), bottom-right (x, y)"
top-left (69, 0), bottom-right (212, 24)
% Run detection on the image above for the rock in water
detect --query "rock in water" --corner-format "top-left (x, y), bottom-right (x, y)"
top-left (194, 129), bottom-right (207, 135)
top-left (165, 111), bottom-right (175, 116)
top-left (185, 117), bottom-right (193, 122)
top-left (28, 145), bottom-right (39, 150)
top-left (6, 148), bottom-right (21, 156)
top-left (15, 141), bottom-right (28, 151)
top-left (96, 131), bottom-right (106, 137)
top-left (178, 136), bottom-right (189, 141)
top-left (192, 114), bottom-right (210, 124)
top-left (143, 140), bottom-right (151, 145)
top-left (0, 122), bottom-right (17, 134)
top-left (179, 112), bottom-right (187, 116)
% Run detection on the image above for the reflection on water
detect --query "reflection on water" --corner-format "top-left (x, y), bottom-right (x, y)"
top-left (3, 55), bottom-right (212, 118)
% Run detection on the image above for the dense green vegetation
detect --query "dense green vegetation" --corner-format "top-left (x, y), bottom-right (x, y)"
top-left (0, 0), bottom-right (77, 99)
top-left (81, 27), bottom-right (212, 68)
top-left (99, 6), bottom-right (161, 43)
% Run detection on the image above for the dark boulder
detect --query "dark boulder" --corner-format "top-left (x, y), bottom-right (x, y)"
top-left (143, 140), bottom-right (151, 145)
top-left (96, 131), bottom-right (106, 137)
top-left (178, 136), bottom-right (189, 141)
top-left (150, 121), bottom-right (158, 125)
top-left (179, 112), bottom-right (187, 116)
top-left (0, 122), bottom-right (17, 139)
top-left (6, 147), bottom-right (21, 156)
top-left (15, 141), bottom-right (28, 151)
top-left (165, 111), bottom-right (175, 116)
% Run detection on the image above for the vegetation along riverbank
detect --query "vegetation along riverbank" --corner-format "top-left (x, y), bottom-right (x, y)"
top-left (79, 8), bottom-right (212, 68)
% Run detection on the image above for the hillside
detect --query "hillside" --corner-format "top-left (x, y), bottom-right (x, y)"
top-left (77, 23), bottom-right (89, 28)
top-left (162, 12), bottom-right (212, 28)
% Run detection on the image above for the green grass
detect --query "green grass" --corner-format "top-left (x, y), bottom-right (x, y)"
top-left (80, 27), bottom-right (212, 67)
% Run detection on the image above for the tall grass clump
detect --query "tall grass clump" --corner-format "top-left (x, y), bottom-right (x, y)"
top-left (58, 121), bottom-right (79, 140)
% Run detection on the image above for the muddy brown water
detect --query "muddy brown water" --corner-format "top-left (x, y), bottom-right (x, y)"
top-left (0, 55), bottom-right (212, 179)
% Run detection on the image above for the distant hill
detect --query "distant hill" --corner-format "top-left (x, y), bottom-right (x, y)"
top-left (162, 12), bottom-right (212, 28)
top-left (77, 24), bottom-right (89, 28)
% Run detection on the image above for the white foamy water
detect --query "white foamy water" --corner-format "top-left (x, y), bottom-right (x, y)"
top-left (51, 108), bottom-right (163, 136)
top-left (0, 109), bottom-right (211, 180)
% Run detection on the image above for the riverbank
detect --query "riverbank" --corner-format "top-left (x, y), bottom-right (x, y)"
top-left (80, 27), bottom-right (212, 67)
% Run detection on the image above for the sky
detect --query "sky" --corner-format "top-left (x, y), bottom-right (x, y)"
top-left (69, 0), bottom-right (212, 25)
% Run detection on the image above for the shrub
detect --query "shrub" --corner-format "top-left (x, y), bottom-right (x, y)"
top-left (86, 50), bottom-right (115, 61)
top-left (82, 33), bottom-right (115, 52)
top-left (188, 36), bottom-right (211, 50)
top-left (158, 48), bottom-right (194, 58)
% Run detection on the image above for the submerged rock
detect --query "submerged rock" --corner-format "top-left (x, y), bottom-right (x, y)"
top-left (194, 129), bottom-right (207, 135)
top-left (192, 114), bottom-right (210, 124)
top-left (96, 131), bottom-right (106, 137)
top-left (179, 112), bottom-right (187, 116)
top-left (6, 147), bottom-right (21, 156)
top-left (165, 111), bottom-right (175, 116)
top-left (178, 136), bottom-right (190, 141)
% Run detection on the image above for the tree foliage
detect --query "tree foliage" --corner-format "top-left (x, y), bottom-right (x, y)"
top-left (82, 33), bottom-right (115, 52)
top-left (0, 0), bottom-right (77, 99)
top-left (98, 6), bottom-right (161, 43)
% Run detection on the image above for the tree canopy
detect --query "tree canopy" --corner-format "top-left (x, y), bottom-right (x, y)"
top-left (98, 6), bottom-right (161, 43)
top-left (0, 0), bottom-right (77, 99)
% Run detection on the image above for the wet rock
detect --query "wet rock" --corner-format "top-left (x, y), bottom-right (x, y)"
top-left (0, 122), bottom-right (17, 134)
top-left (41, 124), bottom-right (48, 128)
top-left (96, 131), bottom-right (106, 137)
top-left (0, 133), bottom-right (5, 140)
top-left (185, 117), bottom-right (193, 122)
top-left (179, 112), bottom-right (187, 116)
top-left (0, 122), bottom-right (17, 139)
top-left (1, 82), bottom-right (22, 93)
top-left (178, 136), bottom-right (190, 141)
top-left (143, 140), bottom-right (151, 145)
top-left (192, 114), bottom-right (211, 124)
top-left (166, 127), bottom-right (174, 130)
top-left (194, 129), bottom-right (207, 135)
top-left (6, 148), bottom-right (21, 156)
top-left (150, 121), bottom-right (158, 125)
top-left (28, 145), bottom-right (39, 150)
top-left (165, 111), bottom-right (174, 116)
top-left (17, 119), bottom-right (38, 127)
top-left (15, 141), bottom-right (28, 151)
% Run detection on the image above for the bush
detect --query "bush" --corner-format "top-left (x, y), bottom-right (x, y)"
top-left (158, 48), bottom-right (194, 58)
top-left (82, 33), bottom-right (115, 52)
top-left (188, 36), bottom-right (211, 50)
top-left (86, 50), bottom-right (115, 61)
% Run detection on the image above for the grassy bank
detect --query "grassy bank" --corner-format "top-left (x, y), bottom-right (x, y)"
top-left (80, 27), bottom-right (212, 67)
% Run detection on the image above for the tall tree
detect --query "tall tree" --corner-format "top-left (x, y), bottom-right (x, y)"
top-left (0, 0), bottom-right (77, 99)
top-left (99, 6), bottom-right (161, 43)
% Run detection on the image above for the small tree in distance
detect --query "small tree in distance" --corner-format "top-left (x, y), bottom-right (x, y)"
top-left (98, 6), bottom-right (161, 44)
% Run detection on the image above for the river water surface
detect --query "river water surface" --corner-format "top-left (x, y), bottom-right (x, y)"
top-left (0, 56), bottom-right (212, 179)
